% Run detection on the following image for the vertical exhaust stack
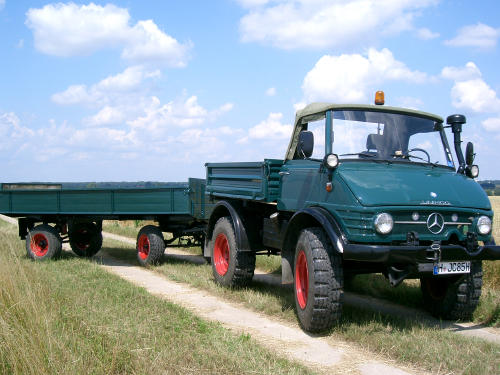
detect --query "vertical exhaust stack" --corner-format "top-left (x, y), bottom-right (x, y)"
top-left (447, 114), bottom-right (466, 174)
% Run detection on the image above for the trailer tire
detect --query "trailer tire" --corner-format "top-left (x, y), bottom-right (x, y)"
top-left (420, 261), bottom-right (482, 320)
top-left (294, 227), bottom-right (343, 333)
top-left (26, 224), bottom-right (62, 261)
top-left (136, 225), bottom-right (165, 266)
top-left (69, 222), bottom-right (102, 257)
top-left (211, 217), bottom-right (255, 287)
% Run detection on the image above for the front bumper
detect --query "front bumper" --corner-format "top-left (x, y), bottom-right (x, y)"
top-left (343, 242), bottom-right (500, 264)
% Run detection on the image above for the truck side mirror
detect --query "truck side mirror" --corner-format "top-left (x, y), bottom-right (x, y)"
top-left (297, 131), bottom-right (314, 158)
top-left (465, 142), bottom-right (475, 165)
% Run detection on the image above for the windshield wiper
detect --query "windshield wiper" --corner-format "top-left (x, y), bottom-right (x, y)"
top-left (340, 152), bottom-right (376, 158)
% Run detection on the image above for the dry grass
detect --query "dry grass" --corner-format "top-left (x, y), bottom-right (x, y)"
top-left (0, 221), bottom-right (310, 375)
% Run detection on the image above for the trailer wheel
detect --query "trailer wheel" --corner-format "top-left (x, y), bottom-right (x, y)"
top-left (69, 222), bottom-right (103, 257)
top-left (211, 217), bottom-right (255, 287)
top-left (26, 224), bottom-right (62, 261)
top-left (294, 227), bottom-right (343, 333)
top-left (420, 261), bottom-right (482, 320)
top-left (136, 225), bottom-right (165, 266)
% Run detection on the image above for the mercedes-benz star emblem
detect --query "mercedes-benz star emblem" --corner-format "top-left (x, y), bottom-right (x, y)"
top-left (427, 213), bottom-right (445, 234)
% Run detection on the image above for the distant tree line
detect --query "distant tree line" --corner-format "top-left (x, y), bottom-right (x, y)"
top-left (478, 180), bottom-right (500, 196)
top-left (62, 182), bottom-right (187, 189)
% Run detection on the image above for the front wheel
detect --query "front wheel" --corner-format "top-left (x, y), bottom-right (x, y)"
top-left (210, 217), bottom-right (255, 287)
top-left (26, 224), bottom-right (62, 261)
top-left (420, 261), bottom-right (482, 320)
top-left (294, 227), bottom-right (343, 333)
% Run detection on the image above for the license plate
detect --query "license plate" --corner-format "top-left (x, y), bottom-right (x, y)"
top-left (433, 261), bottom-right (471, 275)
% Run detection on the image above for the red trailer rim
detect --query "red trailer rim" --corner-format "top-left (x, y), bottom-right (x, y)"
top-left (138, 234), bottom-right (150, 260)
top-left (295, 250), bottom-right (309, 309)
top-left (75, 228), bottom-right (90, 251)
top-left (31, 233), bottom-right (49, 257)
top-left (213, 233), bottom-right (229, 276)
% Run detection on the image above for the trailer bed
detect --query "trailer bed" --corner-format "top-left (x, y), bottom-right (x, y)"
top-left (0, 178), bottom-right (210, 220)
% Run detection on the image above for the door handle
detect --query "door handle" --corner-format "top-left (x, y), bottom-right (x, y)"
top-left (279, 171), bottom-right (290, 176)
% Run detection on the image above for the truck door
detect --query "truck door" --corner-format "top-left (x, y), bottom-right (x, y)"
top-left (278, 117), bottom-right (328, 211)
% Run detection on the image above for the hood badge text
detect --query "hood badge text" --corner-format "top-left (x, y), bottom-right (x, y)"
top-left (420, 200), bottom-right (451, 206)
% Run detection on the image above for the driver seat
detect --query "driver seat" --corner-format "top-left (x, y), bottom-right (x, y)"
top-left (365, 134), bottom-right (383, 156)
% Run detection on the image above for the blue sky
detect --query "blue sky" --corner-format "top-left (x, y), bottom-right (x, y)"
top-left (1, 0), bottom-right (500, 182)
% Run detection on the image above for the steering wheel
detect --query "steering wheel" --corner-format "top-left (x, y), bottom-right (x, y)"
top-left (407, 148), bottom-right (430, 163)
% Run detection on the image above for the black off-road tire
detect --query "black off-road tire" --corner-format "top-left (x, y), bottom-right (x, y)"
top-left (210, 217), bottom-right (255, 287)
top-left (68, 222), bottom-right (103, 257)
top-left (420, 261), bottom-right (482, 320)
top-left (136, 225), bottom-right (165, 266)
top-left (294, 227), bottom-right (343, 333)
top-left (26, 224), bottom-right (62, 261)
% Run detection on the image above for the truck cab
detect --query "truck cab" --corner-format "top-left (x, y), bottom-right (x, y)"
top-left (205, 94), bottom-right (500, 332)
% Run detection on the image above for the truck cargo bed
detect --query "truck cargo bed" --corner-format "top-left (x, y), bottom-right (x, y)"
top-left (205, 159), bottom-right (283, 202)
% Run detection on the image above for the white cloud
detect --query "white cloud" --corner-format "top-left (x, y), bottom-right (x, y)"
top-left (247, 112), bottom-right (292, 140)
top-left (238, 0), bottom-right (438, 49)
top-left (302, 48), bottom-right (428, 103)
top-left (121, 20), bottom-right (191, 67)
top-left (416, 27), bottom-right (439, 40)
top-left (482, 117), bottom-right (500, 132)
top-left (451, 79), bottom-right (500, 113)
top-left (441, 62), bottom-right (481, 81)
top-left (52, 65), bottom-right (158, 106)
top-left (442, 62), bottom-right (500, 113)
top-left (84, 106), bottom-right (125, 127)
top-left (445, 23), bottom-right (500, 49)
top-left (0, 112), bottom-right (34, 146)
top-left (265, 87), bottom-right (276, 96)
top-left (129, 95), bottom-right (233, 132)
top-left (26, 3), bottom-right (190, 67)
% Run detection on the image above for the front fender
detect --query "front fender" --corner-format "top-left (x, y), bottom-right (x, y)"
top-left (280, 207), bottom-right (346, 284)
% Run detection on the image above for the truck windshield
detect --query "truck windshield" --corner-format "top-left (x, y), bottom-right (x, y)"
top-left (329, 110), bottom-right (454, 168)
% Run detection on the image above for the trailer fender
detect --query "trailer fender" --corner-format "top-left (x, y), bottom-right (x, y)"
top-left (281, 207), bottom-right (346, 284)
top-left (204, 201), bottom-right (251, 258)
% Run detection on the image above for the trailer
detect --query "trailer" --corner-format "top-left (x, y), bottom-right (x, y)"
top-left (3, 93), bottom-right (500, 333)
top-left (0, 178), bottom-right (210, 265)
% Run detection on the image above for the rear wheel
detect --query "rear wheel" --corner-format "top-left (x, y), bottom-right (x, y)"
top-left (420, 261), bottom-right (482, 320)
top-left (136, 225), bottom-right (165, 266)
top-left (26, 224), bottom-right (62, 261)
top-left (294, 227), bottom-right (343, 333)
top-left (211, 217), bottom-right (255, 287)
top-left (68, 222), bottom-right (102, 257)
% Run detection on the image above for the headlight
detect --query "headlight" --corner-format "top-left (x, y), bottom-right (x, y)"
top-left (374, 213), bottom-right (393, 234)
top-left (323, 153), bottom-right (339, 169)
top-left (467, 164), bottom-right (479, 178)
top-left (477, 216), bottom-right (492, 235)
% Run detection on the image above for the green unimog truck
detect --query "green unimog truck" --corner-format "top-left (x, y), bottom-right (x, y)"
top-left (2, 92), bottom-right (499, 332)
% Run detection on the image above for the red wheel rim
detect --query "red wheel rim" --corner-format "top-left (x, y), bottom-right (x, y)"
top-left (31, 233), bottom-right (49, 257)
top-left (138, 234), bottom-right (150, 260)
top-left (214, 233), bottom-right (229, 276)
top-left (75, 228), bottom-right (90, 251)
top-left (295, 250), bottom-right (309, 309)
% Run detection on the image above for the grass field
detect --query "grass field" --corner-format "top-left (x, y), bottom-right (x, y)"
top-left (0, 221), bottom-right (310, 375)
